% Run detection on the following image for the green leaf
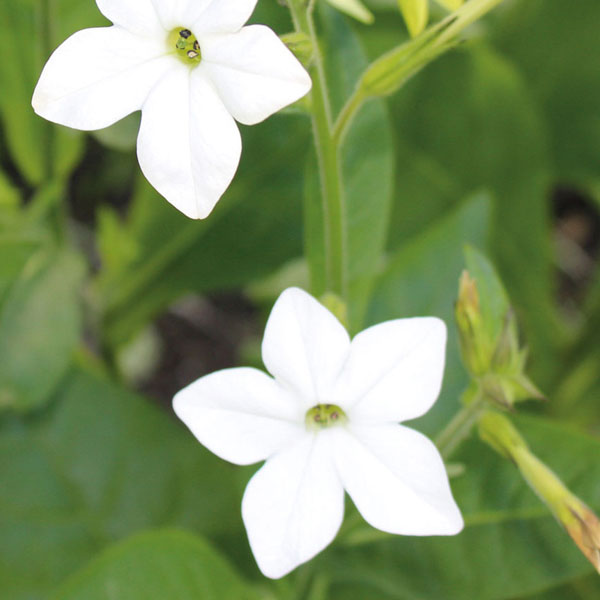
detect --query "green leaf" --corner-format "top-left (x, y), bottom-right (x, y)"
top-left (324, 415), bottom-right (600, 599)
top-left (0, 247), bottom-right (85, 412)
top-left (0, 0), bottom-right (92, 184)
top-left (97, 113), bottom-right (309, 349)
top-left (0, 370), bottom-right (250, 599)
top-left (53, 530), bottom-right (257, 600)
top-left (305, 5), bottom-right (394, 330)
top-left (367, 192), bottom-right (491, 433)
top-left (491, 0), bottom-right (600, 193)
top-left (386, 42), bottom-right (559, 377)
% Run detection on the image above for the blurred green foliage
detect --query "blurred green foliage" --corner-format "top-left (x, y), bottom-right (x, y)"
top-left (0, 0), bottom-right (599, 598)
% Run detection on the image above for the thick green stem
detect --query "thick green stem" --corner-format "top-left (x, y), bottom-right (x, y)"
top-left (435, 392), bottom-right (485, 459)
top-left (288, 0), bottom-right (348, 301)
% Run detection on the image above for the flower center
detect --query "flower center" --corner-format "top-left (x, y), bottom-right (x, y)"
top-left (169, 28), bottom-right (202, 65)
top-left (305, 404), bottom-right (347, 430)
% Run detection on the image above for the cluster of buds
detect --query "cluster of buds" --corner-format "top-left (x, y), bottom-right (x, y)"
top-left (455, 270), bottom-right (544, 410)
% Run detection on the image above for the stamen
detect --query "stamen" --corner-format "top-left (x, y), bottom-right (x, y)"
top-left (305, 403), bottom-right (347, 429)
top-left (170, 27), bottom-right (202, 65)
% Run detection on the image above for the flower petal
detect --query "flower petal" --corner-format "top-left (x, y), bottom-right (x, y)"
top-left (332, 317), bottom-right (447, 422)
top-left (201, 25), bottom-right (312, 125)
top-left (173, 367), bottom-right (304, 465)
top-left (242, 432), bottom-right (344, 578)
top-left (150, 0), bottom-right (212, 31)
top-left (261, 288), bottom-right (350, 406)
top-left (333, 424), bottom-right (463, 535)
top-left (150, 0), bottom-right (256, 33)
top-left (193, 0), bottom-right (259, 35)
top-left (96, 0), bottom-right (165, 35)
top-left (32, 27), bottom-right (172, 131)
top-left (137, 65), bottom-right (242, 219)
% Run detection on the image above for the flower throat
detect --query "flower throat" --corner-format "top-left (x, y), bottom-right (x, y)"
top-left (305, 404), bottom-right (347, 429)
top-left (170, 28), bottom-right (202, 64)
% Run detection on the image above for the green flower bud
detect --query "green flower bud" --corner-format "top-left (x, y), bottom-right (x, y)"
top-left (280, 32), bottom-right (314, 68)
top-left (398, 0), bottom-right (429, 38)
top-left (479, 412), bottom-right (600, 574)
top-left (455, 270), bottom-right (492, 375)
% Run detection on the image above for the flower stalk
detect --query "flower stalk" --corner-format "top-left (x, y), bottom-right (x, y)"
top-left (479, 412), bottom-right (600, 574)
top-left (288, 0), bottom-right (349, 302)
top-left (334, 0), bottom-right (505, 142)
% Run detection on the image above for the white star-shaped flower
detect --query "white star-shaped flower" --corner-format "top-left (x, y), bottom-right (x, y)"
top-left (174, 287), bottom-right (464, 578)
top-left (32, 0), bottom-right (311, 219)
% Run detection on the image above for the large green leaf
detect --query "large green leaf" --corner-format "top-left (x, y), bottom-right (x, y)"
top-left (367, 192), bottom-right (491, 434)
top-left (0, 0), bottom-right (96, 184)
top-left (0, 370), bottom-right (250, 599)
top-left (323, 415), bottom-right (600, 600)
top-left (0, 246), bottom-right (85, 412)
top-left (53, 530), bottom-right (257, 600)
top-left (304, 4), bottom-right (394, 331)
top-left (491, 0), bottom-right (600, 195)
top-left (386, 42), bottom-right (558, 378)
top-left (97, 113), bottom-right (309, 349)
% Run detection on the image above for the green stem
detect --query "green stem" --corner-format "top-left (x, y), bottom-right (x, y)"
top-left (288, 0), bottom-right (348, 300)
top-left (435, 392), bottom-right (485, 459)
top-left (332, 88), bottom-right (366, 145)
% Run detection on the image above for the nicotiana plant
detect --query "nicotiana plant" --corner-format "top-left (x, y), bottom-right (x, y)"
top-left (24, 0), bottom-right (600, 592)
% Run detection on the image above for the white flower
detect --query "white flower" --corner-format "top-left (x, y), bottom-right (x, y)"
top-left (32, 0), bottom-right (311, 219)
top-left (174, 287), bottom-right (463, 578)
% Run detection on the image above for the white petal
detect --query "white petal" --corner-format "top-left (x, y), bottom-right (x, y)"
top-left (333, 424), bottom-right (463, 536)
top-left (242, 432), bottom-right (344, 578)
top-left (261, 288), bottom-right (350, 407)
top-left (333, 318), bottom-right (447, 423)
top-left (151, 0), bottom-right (212, 31)
top-left (193, 0), bottom-right (259, 35)
top-left (32, 27), bottom-right (172, 131)
top-left (201, 25), bottom-right (312, 125)
top-left (96, 0), bottom-right (165, 35)
top-left (137, 66), bottom-right (242, 219)
top-left (173, 367), bottom-right (304, 465)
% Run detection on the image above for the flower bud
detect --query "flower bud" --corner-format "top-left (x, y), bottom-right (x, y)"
top-left (320, 292), bottom-right (348, 330)
top-left (479, 412), bottom-right (600, 574)
top-left (280, 32), bottom-right (314, 68)
top-left (455, 270), bottom-right (491, 375)
top-left (455, 269), bottom-right (544, 409)
top-left (397, 0), bottom-right (429, 38)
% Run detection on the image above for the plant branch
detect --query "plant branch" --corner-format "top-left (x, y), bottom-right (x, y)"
top-left (288, 0), bottom-right (348, 301)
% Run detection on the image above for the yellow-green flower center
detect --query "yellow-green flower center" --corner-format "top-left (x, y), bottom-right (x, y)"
top-left (169, 28), bottom-right (202, 65)
top-left (305, 404), bottom-right (347, 429)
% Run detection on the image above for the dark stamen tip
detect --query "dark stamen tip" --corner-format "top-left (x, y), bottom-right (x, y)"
top-left (180, 29), bottom-right (191, 38)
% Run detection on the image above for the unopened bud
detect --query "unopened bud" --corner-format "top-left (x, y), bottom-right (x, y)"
top-left (479, 412), bottom-right (600, 574)
top-left (398, 0), bottom-right (429, 38)
top-left (280, 32), bottom-right (314, 67)
top-left (455, 270), bottom-right (491, 375)
top-left (320, 293), bottom-right (348, 330)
